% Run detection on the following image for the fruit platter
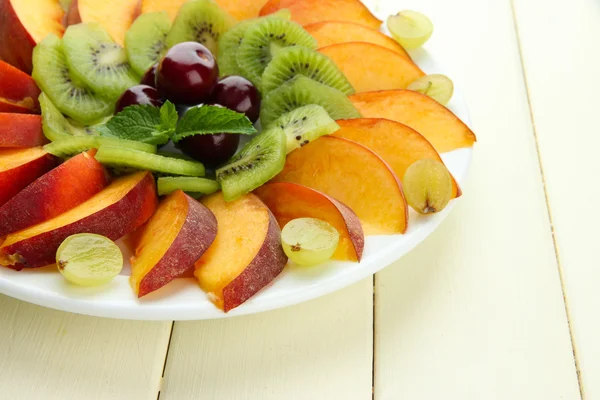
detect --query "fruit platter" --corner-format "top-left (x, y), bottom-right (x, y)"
top-left (0, 0), bottom-right (476, 319)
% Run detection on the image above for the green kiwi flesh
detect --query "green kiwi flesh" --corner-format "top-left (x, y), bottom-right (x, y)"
top-left (165, 0), bottom-right (236, 56)
top-left (260, 76), bottom-right (361, 127)
top-left (236, 18), bottom-right (317, 88)
top-left (268, 104), bottom-right (339, 153)
top-left (125, 12), bottom-right (171, 77)
top-left (62, 23), bottom-right (139, 101)
top-left (261, 46), bottom-right (354, 95)
top-left (217, 9), bottom-right (292, 77)
top-left (32, 34), bottom-right (113, 125)
top-left (157, 177), bottom-right (220, 196)
top-left (95, 146), bottom-right (205, 177)
top-left (216, 127), bottom-right (286, 201)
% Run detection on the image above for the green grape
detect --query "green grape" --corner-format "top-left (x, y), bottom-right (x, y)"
top-left (407, 74), bottom-right (454, 105)
top-left (387, 10), bottom-right (434, 50)
top-left (281, 218), bottom-right (340, 266)
top-left (56, 234), bottom-right (123, 286)
top-left (403, 159), bottom-right (452, 214)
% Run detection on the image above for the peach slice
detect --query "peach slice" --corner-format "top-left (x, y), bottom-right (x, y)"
top-left (195, 192), bottom-right (287, 312)
top-left (0, 0), bottom-right (65, 73)
top-left (349, 90), bottom-right (477, 153)
top-left (140, 0), bottom-right (185, 21)
top-left (0, 171), bottom-right (157, 270)
top-left (130, 190), bottom-right (217, 298)
top-left (0, 113), bottom-right (46, 147)
top-left (0, 147), bottom-right (56, 207)
top-left (67, 0), bottom-right (139, 45)
top-left (0, 61), bottom-right (42, 114)
top-left (272, 136), bottom-right (407, 235)
top-left (334, 118), bottom-right (461, 198)
top-left (319, 42), bottom-right (424, 93)
top-left (213, 0), bottom-right (265, 20)
top-left (259, 0), bottom-right (381, 29)
top-left (0, 150), bottom-right (108, 237)
top-left (306, 21), bottom-right (410, 60)
top-left (254, 182), bottom-right (364, 261)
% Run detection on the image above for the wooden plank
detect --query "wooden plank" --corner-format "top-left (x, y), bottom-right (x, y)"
top-left (512, 0), bottom-right (600, 397)
top-left (160, 278), bottom-right (373, 400)
top-left (0, 294), bottom-right (171, 400)
top-left (374, 0), bottom-right (582, 398)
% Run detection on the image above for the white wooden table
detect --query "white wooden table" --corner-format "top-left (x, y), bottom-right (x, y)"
top-left (1, 0), bottom-right (597, 398)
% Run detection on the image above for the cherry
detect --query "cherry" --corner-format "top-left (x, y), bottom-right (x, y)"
top-left (115, 85), bottom-right (162, 114)
top-left (156, 42), bottom-right (219, 105)
top-left (140, 64), bottom-right (158, 88)
top-left (211, 76), bottom-right (261, 123)
top-left (177, 133), bottom-right (240, 167)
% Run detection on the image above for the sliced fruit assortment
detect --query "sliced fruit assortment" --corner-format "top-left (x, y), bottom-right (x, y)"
top-left (254, 182), bottom-right (364, 262)
top-left (0, 171), bottom-right (157, 270)
top-left (194, 192), bottom-right (287, 312)
top-left (130, 189), bottom-right (217, 297)
top-left (0, 0), bottom-right (480, 312)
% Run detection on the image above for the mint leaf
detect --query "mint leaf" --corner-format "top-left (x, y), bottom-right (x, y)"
top-left (97, 102), bottom-right (179, 145)
top-left (172, 105), bottom-right (256, 143)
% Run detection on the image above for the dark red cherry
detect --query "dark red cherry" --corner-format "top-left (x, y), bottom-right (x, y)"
top-left (177, 133), bottom-right (240, 167)
top-left (140, 64), bottom-right (158, 88)
top-left (210, 76), bottom-right (261, 123)
top-left (115, 85), bottom-right (162, 114)
top-left (156, 42), bottom-right (219, 105)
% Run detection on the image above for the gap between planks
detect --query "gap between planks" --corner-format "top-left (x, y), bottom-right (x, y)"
top-left (509, 1), bottom-right (584, 398)
top-left (157, 321), bottom-right (175, 400)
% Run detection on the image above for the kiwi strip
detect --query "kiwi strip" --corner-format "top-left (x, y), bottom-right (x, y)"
top-left (157, 177), bottom-right (220, 196)
top-left (45, 136), bottom-right (157, 158)
top-left (95, 146), bottom-right (205, 177)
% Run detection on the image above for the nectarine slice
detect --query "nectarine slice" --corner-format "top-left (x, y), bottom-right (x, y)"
top-left (141, 0), bottom-right (186, 21)
top-left (334, 118), bottom-right (460, 198)
top-left (0, 171), bottom-right (157, 269)
top-left (306, 21), bottom-right (410, 61)
top-left (0, 61), bottom-right (41, 113)
top-left (71, 0), bottom-right (139, 46)
top-left (195, 192), bottom-right (287, 312)
top-left (272, 136), bottom-right (407, 234)
top-left (260, 0), bottom-right (381, 29)
top-left (0, 150), bottom-right (108, 237)
top-left (254, 182), bottom-right (364, 261)
top-left (0, 0), bottom-right (65, 73)
top-left (0, 147), bottom-right (56, 207)
top-left (131, 190), bottom-right (217, 297)
top-left (319, 42), bottom-right (424, 93)
top-left (0, 113), bottom-right (46, 147)
top-left (349, 90), bottom-right (477, 153)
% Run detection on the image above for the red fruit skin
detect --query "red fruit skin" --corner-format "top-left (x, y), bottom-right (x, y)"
top-left (0, 61), bottom-right (41, 113)
top-left (0, 2), bottom-right (37, 73)
top-left (211, 76), bottom-right (261, 123)
top-left (0, 172), bottom-right (158, 270)
top-left (0, 151), bottom-right (56, 207)
top-left (222, 211), bottom-right (287, 312)
top-left (0, 150), bottom-right (109, 237)
top-left (115, 85), bottom-right (162, 114)
top-left (137, 193), bottom-right (218, 298)
top-left (0, 113), bottom-right (46, 147)
top-left (178, 133), bottom-right (240, 167)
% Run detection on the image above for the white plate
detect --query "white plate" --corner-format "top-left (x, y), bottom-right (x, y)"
top-left (0, 5), bottom-right (473, 320)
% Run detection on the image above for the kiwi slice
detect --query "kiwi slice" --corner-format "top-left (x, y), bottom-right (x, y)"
top-left (45, 137), bottom-right (157, 158)
top-left (157, 177), bottom-right (220, 196)
top-left (165, 0), bottom-right (236, 56)
top-left (216, 127), bottom-right (286, 201)
top-left (236, 18), bottom-right (317, 88)
top-left (267, 104), bottom-right (339, 153)
top-left (261, 46), bottom-right (354, 95)
top-left (95, 146), bottom-right (206, 177)
top-left (260, 76), bottom-right (361, 126)
top-left (62, 23), bottom-right (139, 101)
top-left (125, 12), bottom-right (172, 77)
top-left (32, 35), bottom-right (113, 125)
top-left (218, 10), bottom-right (292, 77)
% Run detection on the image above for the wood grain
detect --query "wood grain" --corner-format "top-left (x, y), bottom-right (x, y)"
top-left (160, 279), bottom-right (373, 400)
top-left (373, 0), bottom-right (582, 398)
top-left (512, 0), bottom-right (600, 397)
top-left (0, 294), bottom-right (171, 400)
